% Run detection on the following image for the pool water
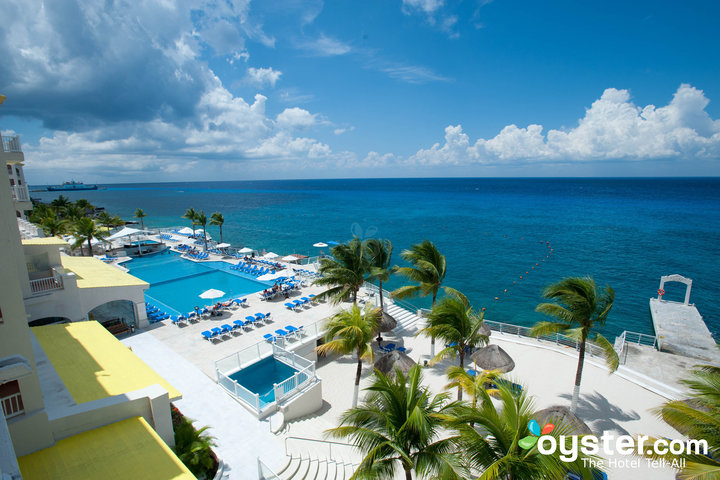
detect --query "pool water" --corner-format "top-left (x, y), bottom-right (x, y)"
top-left (229, 356), bottom-right (300, 406)
top-left (125, 251), bottom-right (269, 315)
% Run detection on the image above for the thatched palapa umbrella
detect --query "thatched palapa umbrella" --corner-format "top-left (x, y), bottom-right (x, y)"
top-left (374, 350), bottom-right (416, 377)
top-left (533, 405), bottom-right (593, 435)
top-left (374, 309), bottom-right (398, 344)
top-left (471, 344), bottom-right (515, 373)
top-left (480, 322), bottom-right (491, 337)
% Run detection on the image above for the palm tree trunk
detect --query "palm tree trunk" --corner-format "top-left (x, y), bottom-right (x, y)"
top-left (378, 279), bottom-right (384, 310)
top-left (570, 339), bottom-right (587, 413)
top-left (353, 287), bottom-right (358, 305)
top-left (203, 232), bottom-right (207, 251)
top-left (219, 226), bottom-right (223, 244)
top-left (404, 465), bottom-right (413, 480)
top-left (87, 238), bottom-right (92, 257)
top-left (430, 291), bottom-right (437, 357)
top-left (458, 347), bottom-right (465, 400)
top-left (353, 354), bottom-right (363, 407)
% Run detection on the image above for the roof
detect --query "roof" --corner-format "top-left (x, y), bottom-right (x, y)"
top-left (17, 417), bottom-right (196, 480)
top-left (22, 237), bottom-right (69, 246)
top-left (60, 255), bottom-right (149, 288)
top-left (32, 322), bottom-right (181, 403)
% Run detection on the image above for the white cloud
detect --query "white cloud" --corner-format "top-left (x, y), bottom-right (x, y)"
top-left (334, 126), bottom-right (355, 135)
top-left (378, 63), bottom-right (451, 84)
top-left (276, 108), bottom-right (317, 129)
top-left (298, 34), bottom-right (351, 56)
top-left (244, 67), bottom-right (282, 88)
top-left (406, 84), bottom-right (720, 166)
top-left (402, 0), bottom-right (444, 15)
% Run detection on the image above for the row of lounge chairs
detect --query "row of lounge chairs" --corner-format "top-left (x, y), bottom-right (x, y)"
top-left (231, 262), bottom-right (272, 276)
top-left (187, 251), bottom-right (209, 260)
top-left (284, 295), bottom-right (316, 311)
top-left (291, 268), bottom-right (321, 279)
top-left (378, 342), bottom-right (406, 354)
top-left (159, 233), bottom-right (175, 241)
top-left (201, 312), bottom-right (271, 342)
top-left (263, 325), bottom-right (304, 342)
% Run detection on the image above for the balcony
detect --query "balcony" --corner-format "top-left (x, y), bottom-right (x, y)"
top-left (10, 185), bottom-right (29, 202)
top-left (29, 269), bottom-right (65, 295)
top-left (1, 135), bottom-right (21, 153)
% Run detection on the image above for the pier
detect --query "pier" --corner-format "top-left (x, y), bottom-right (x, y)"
top-left (650, 274), bottom-right (720, 364)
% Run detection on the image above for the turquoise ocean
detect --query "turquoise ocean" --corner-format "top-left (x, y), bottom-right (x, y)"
top-left (31, 178), bottom-right (720, 341)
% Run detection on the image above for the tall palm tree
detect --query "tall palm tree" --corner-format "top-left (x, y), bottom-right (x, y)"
top-left (364, 238), bottom-right (396, 312)
top-left (444, 366), bottom-right (499, 409)
top-left (639, 365), bottom-right (720, 478)
top-left (74, 198), bottom-right (94, 215)
top-left (50, 195), bottom-right (70, 214)
top-left (96, 211), bottom-right (114, 228)
top-left (209, 212), bottom-right (224, 244)
top-left (327, 365), bottom-right (463, 480)
top-left (313, 237), bottom-right (368, 304)
top-left (183, 207), bottom-right (198, 237)
top-left (316, 304), bottom-right (379, 407)
top-left (392, 240), bottom-right (465, 356)
top-left (64, 204), bottom-right (83, 221)
top-left (40, 215), bottom-right (68, 237)
top-left (195, 211), bottom-right (208, 251)
top-left (447, 383), bottom-right (599, 480)
top-left (423, 293), bottom-right (489, 400)
top-left (529, 276), bottom-right (618, 413)
top-left (134, 208), bottom-right (147, 230)
top-left (110, 214), bottom-right (125, 228)
top-left (72, 217), bottom-right (108, 256)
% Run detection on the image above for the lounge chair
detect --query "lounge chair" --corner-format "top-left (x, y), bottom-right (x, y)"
top-left (211, 327), bottom-right (222, 337)
top-left (263, 334), bottom-right (276, 343)
top-left (254, 313), bottom-right (265, 322)
top-left (275, 329), bottom-right (289, 337)
top-left (381, 343), bottom-right (397, 353)
top-left (232, 320), bottom-right (245, 330)
top-left (245, 315), bottom-right (257, 325)
top-left (285, 302), bottom-right (297, 311)
top-left (220, 324), bottom-right (233, 335)
top-left (201, 330), bottom-right (216, 341)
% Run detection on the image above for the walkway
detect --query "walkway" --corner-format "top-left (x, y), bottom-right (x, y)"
top-left (122, 332), bottom-right (285, 479)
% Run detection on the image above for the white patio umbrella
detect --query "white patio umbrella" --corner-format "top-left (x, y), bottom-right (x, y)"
top-left (199, 288), bottom-right (225, 300)
top-left (257, 270), bottom-right (290, 281)
top-left (313, 242), bottom-right (328, 248)
top-left (177, 227), bottom-right (194, 235)
top-left (216, 243), bottom-right (231, 249)
top-left (263, 252), bottom-right (279, 259)
top-left (238, 247), bottom-right (254, 254)
top-left (282, 255), bottom-right (300, 262)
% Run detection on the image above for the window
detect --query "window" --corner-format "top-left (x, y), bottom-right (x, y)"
top-left (0, 381), bottom-right (25, 419)
top-left (9, 178), bottom-right (14, 186)
top-left (6, 165), bottom-right (11, 174)
top-left (15, 166), bottom-right (20, 176)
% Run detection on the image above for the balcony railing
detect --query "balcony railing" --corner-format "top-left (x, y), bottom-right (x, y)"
top-left (29, 269), bottom-right (64, 295)
top-left (11, 185), bottom-right (29, 202)
top-left (1, 135), bottom-right (21, 152)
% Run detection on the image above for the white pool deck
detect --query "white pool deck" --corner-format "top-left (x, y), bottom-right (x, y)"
top-left (121, 250), bottom-right (693, 479)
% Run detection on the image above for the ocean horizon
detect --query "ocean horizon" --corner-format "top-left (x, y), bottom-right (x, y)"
top-left (31, 177), bottom-right (720, 341)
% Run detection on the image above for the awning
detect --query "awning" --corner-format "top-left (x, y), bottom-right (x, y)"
top-left (106, 227), bottom-right (148, 241)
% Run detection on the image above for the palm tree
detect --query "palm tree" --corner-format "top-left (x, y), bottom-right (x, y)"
top-left (72, 217), bottom-right (108, 256)
top-left (444, 366), bottom-right (499, 409)
top-left (64, 204), bottom-right (83, 221)
top-left (196, 211), bottom-right (208, 251)
top-left (40, 215), bottom-right (68, 237)
top-left (392, 240), bottom-right (465, 356)
top-left (423, 293), bottom-right (489, 400)
top-left (529, 276), bottom-right (618, 413)
top-left (173, 417), bottom-right (217, 478)
top-left (447, 383), bottom-right (599, 480)
top-left (134, 208), bottom-right (147, 230)
top-left (313, 237), bottom-right (368, 304)
top-left (183, 207), bottom-right (198, 237)
top-left (109, 214), bottom-right (125, 228)
top-left (96, 211), bottom-right (114, 228)
top-left (327, 365), bottom-right (463, 480)
top-left (74, 198), bottom-right (94, 215)
top-left (50, 195), bottom-right (70, 214)
top-left (316, 304), bottom-right (379, 407)
top-left (639, 365), bottom-right (720, 478)
top-left (209, 212), bottom-right (224, 244)
top-left (364, 238), bottom-right (396, 312)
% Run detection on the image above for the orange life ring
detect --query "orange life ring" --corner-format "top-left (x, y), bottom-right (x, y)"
top-left (658, 288), bottom-right (665, 296)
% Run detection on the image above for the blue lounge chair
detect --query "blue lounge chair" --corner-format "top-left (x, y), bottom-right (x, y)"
top-left (264, 312), bottom-right (271, 320)
top-left (381, 343), bottom-right (397, 353)
top-left (275, 329), bottom-right (289, 337)
top-left (263, 334), bottom-right (276, 343)
top-left (300, 297), bottom-right (311, 305)
top-left (255, 313), bottom-right (265, 321)
top-left (284, 325), bottom-right (298, 337)
top-left (201, 330), bottom-right (215, 341)
top-left (220, 324), bottom-right (233, 334)
top-left (170, 315), bottom-right (182, 326)
top-left (245, 316), bottom-right (257, 325)
top-left (232, 320), bottom-right (244, 330)
top-left (211, 327), bottom-right (222, 337)
top-left (466, 369), bottom-right (477, 377)
top-left (396, 346), bottom-right (407, 353)
top-left (285, 302), bottom-right (297, 311)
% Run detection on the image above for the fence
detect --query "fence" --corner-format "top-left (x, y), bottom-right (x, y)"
top-left (613, 330), bottom-right (659, 365)
top-left (29, 269), bottom-right (64, 295)
top-left (284, 436), bottom-right (360, 465)
top-left (362, 281), bottom-right (422, 315)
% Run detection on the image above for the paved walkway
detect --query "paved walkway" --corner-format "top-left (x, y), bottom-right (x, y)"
top-left (123, 332), bottom-right (285, 479)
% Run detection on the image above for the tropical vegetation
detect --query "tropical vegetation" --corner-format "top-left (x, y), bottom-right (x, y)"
top-left (423, 292), bottom-right (489, 400)
top-left (182, 207), bottom-right (198, 237)
top-left (314, 237), bottom-right (369, 304)
top-left (134, 208), bottom-right (147, 230)
top-left (529, 276), bottom-right (618, 413)
top-left (327, 364), bottom-right (463, 480)
top-left (210, 212), bottom-right (224, 244)
top-left (72, 217), bottom-right (108, 256)
top-left (316, 304), bottom-right (379, 406)
top-left (172, 406), bottom-right (217, 479)
top-left (195, 210), bottom-right (208, 251)
top-left (363, 238), bottom-right (396, 341)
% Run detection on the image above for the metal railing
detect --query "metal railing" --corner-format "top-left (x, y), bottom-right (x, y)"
top-left (362, 281), bottom-right (422, 315)
top-left (29, 269), bottom-right (64, 295)
top-left (613, 330), bottom-right (659, 365)
top-left (10, 185), bottom-right (29, 202)
top-left (1, 135), bottom-right (21, 152)
top-left (284, 436), bottom-right (360, 465)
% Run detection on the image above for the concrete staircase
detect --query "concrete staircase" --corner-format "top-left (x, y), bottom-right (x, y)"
top-left (273, 455), bottom-right (357, 480)
top-left (385, 301), bottom-right (424, 335)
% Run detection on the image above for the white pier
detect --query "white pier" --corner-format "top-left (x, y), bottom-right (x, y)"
top-left (650, 274), bottom-right (720, 364)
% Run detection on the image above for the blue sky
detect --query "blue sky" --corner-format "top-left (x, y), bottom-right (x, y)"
top-left (1, 0), bottom-right (719, 183)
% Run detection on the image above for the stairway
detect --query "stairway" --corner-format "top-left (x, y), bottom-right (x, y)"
top-left (385, 302), bottom-right (424, 335)
top-left (272, 454), bottom-right (357, 480)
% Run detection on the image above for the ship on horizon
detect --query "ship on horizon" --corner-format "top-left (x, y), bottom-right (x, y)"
top-left (46, 180), bottom-right (98, 191)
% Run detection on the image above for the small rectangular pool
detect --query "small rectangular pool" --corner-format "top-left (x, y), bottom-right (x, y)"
top-left (228, 356), bottom-right (300, 407)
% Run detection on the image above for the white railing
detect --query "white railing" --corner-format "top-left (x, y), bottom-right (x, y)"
top-left (257, 458), bottom-right (281, 480)
top-left (284, 436), bottom-right (360, 465)
top-left (362, 281), bottom-right (423, 315)
top-left (217, 370), bottom-right (261, 411)
top-left (29, 270), bottom-right (64, 295)
top-left (215, 341), bottom-right (275, 377)
top-left (1, 135), bottom-right (21, 152)
top-left (1, 392), bottom-right (25, 419)
top-left (613, 330), bottom-right (658, 365)
top-left (274, 363), bottom-right (315, 403)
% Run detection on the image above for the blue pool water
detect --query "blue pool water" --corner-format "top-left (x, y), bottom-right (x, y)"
top-left (125, 251), bottom-right (270, 315)
top-left (229, 356), bottom-right (300, 406)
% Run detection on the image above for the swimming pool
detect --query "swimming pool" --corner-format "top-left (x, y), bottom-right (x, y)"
top-left (125, 251), bottom-right (269, 315)
top-left (229, 356), bottom-right (300, 407)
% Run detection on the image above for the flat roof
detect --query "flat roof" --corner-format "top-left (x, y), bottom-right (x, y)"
top-left (32, 322), bottom-right (181, 403)
top-left (22, 237), bottom-right (69, 246)
top-left (17, 417), bottom-right (196, 480)
top-left (61, 255), bottom-right (149, 288)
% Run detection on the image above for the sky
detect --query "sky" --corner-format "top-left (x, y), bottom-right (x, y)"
top-left (1, 0), bottom-right (719, 184)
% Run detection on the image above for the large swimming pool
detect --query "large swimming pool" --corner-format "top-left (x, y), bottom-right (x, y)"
top-left (228, 356), bottom-right (300, 407)
top-left (125, 251), bottom-right (269, 315)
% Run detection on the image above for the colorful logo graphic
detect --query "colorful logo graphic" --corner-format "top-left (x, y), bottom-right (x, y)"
top-left (519, 419), bottom-right (555, 450)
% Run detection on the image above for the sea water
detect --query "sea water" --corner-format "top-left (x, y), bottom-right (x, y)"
top-left (32, 177), bottom-right (720, 339)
